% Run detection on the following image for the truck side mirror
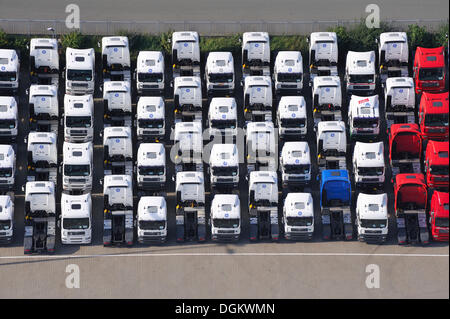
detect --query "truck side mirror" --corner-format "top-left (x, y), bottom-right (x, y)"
top-left (99, 86), bottom-right (103, 92)
top-left (21, 185), bottom-right (25, 192)
top-left (25, 88), bottom-right (29, 95)
top-left (170, 81), bottom-right (173, 88)
top-left (99, 178), bottom-right (103, 185)
top-left (97, 41), bottom-right (101, 48)
top-left (171, 175), bottom-right (175, 182)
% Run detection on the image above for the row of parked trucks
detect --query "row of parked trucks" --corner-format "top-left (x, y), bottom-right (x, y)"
top-left (0, 29), bottom-right (448, 251)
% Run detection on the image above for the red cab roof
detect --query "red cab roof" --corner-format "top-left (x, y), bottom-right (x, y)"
top-left (426, 140), bottom-right (449, 166)
top-left (395, 173), bottom-right (427, 189)
top-left (432, 191), bottom-right (449, 218)
top-left (420, 92), bottom-right (449, 114)
top-left (395, 173), bottom-right (427, 209)
top-left (389, 123), bottom-right (422, 155)
top-left (415, 46), bottom-right (445, 68)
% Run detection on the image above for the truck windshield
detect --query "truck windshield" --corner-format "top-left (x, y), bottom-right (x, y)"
top-left (286, 217), bottom-right (313, 227)
top-left (424, 114), bottom-right (449, 126)
top-left (0, 168), bottom-right (12, 177)
top-left (35, 46), bottom-right (55, 50)
top-left (211, 119), bottom-right (236, 130)
top-left (358, 167), bottom-right (384, 176)
top-left (435, 217), bottom-right (449, 228)
top-left (419, 68), bottom-right (444, 81)
top-left (280, 118), bottom-right (306, 128)
top-left (0, 220), bottom-right (11, 230)
top-left (430, 165), bottom-right (449, 175)
top-left (277, 73), bottom-right (302, 82)
top-left (179, 85), bottom-right (198, 90)
top-left (360, 219), bottom-right (387, 228)
top-left (66, 116), bottom-right (91, 128)
top-left (138, 73), bottom-right (163, 82)
top-left (349, 74), bottom-right (374, 83)
top-left (213, 218), bottom-right (240, 228)
top-left (353, 118), bottom-right (378, 128)
top-left (67, 69), bottom-right (92, 81)
top-left (209, 73), bottom-right (233, 83)
top-left (0, 119), bottom-right (15, 129)
top-left (212, 166), bottom-right (238, 176)
top-left (138, 119), bottom-right (164, 128)
top-left (139, 220), bottom-right (166, 230)
top-left (139, 166), bottom-right (165, 176)
top-left (0, 72), bottom-right (16, 82)
top-left (63, 218), bottom-right (90, 230)
top-left (284, 164), bottom-right (310, 174)
top-left (64, 164), bottom-right (90, 176)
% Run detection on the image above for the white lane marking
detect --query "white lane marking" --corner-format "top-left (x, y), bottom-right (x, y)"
top-left (0, 252), bottom-right (448, 260)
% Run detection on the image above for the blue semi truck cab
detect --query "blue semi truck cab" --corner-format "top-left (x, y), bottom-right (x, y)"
top-left (319, 169), bottom-right (353, 240)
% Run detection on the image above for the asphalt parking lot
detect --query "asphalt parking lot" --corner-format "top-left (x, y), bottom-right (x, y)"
top-left (0, 45), bottom-right (448, 299)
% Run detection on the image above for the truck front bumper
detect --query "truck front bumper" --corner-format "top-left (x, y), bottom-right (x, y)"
top-left (285, 231), bottom-right (313, 241)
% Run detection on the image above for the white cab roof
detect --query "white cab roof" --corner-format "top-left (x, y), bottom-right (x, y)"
top-left (104, 80), bottom-right (130, 92)
top-left (317, 120), bottom-right (346, 133)
top-left (313, 75), bottom-right (341, 88)
top-left (172, 31), bottom-right (199, 42)
top-left (310, 32), bottom-right (337, 44)
top-left (249, 170), bottom-right (277, 184)
top-left (138, 196), bottom-right (167, 221)
top-left (210, 144), bottom-right (238, 167)
top-left (278, 96), bottom-right (306, 118)
top-left (174, 76), bottom-right (201, 87)
top-left (102, 36), bottom-right (128, 48)
top-left (64, 94), bottom-right (93, 116)
top-left (354, 142), bottom-right (384, 167)
top-left (29, 84), bottom-right (57, 97)
top-left (137, 143), bottom-right (165, 166)
top-left (206, 52), bottom-right (234, 74)
top-left (104, 174), bottom-right (132, 188)
top-left (66, 48), bottom-right (94, 69)
top-left (244, 75), bottom-right (271, 87)
top-left (379, 32), bottom-right (407, 45)
top-left (0, 49), bottom-right (19, 71)
top-left (61, 193), bottom-right (91, 219)
top-left (209, 97), bottom-right (237, 120)
top-left (275, 51), bottom-right (303, 73)
top-left (281, 142), bottom-right (311, 165)
top-left (211, 194), bottom-right (240, 219)
top-left (0, 96), bottom-right (17, 119)
top-left (0, 145), bottom-right (15, 168)
top-left (104, 126), bottom-right (131, 140)
top-left (0, 195), bottom-right (13, 221)
top-left (346, 51), bottom-right (376, 74)
top-left (386, 77), bottom-right (414, 90)
top-left (357, 193), bottom-right (388, 220)
top-left (137, 51), bottom-right (164, 73)
top-left (176, 171), bottom-right (204, 185)
top-left (63, 142), bottom-right (93, 165)
top-left (284, 193), bottom-right (314, 218)
top-left (137, 96), bottom-right (165, 119)
top-left (30, 38), bottom-right (58, 49)
top-left (243, 32), bottom-right (269, 43)
top-left (349, 95), bottom-right (380, 118)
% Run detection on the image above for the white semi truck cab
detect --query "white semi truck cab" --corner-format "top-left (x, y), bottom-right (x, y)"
top-left (241, 32), bottom-right (270, 78)
top-left (136, 96), bottom-right (165, 142)
top-left (0, 145), bottom-right (16, 191)
top-left (384, 77), bottom-right (415, 129)
top-left (0, 96), bottom-right (18, 141)
top-left (64, 94), bottom-right (94, 142)
top-left (29, 38), bottom-right (59, 86)
top-left (210, 194), bottom-right (241, 242)
top-left (246, 121), bottom-right (277, 173)
top-left (23, 181), bottom-right (56, 254)
top-left (280, 141), bottom-right (311, 188)
top-left (308, 32), bottom-right (338, 83)
top-left (173, 121), bottom-right (203, 172)
top-left (316, 121), bottom-right (347, 171)
top-left (101, 36), bottom-right (131, 82)
top-left (378, 32), bottom-right (408, 84)
top-left (103, 174), bottom-right (134, 246)
top-left (348, 95), bottom-right (380, 139)
top-left (248, 171), bottom-right (279, 241)
top-left (283, 192), bottom-right (314, 240)
top-left (103, 81), bottom-right (132, 126)
top-left (62, 142), bottom-right (93, 192)
top-left (136, 143), bottom-right (166, 191)
top-left (136, 51), bottom-right (164, 95)
top-left (353, 141), bottom-right (385, 189)
top-left (209, 143), bottom-right (239, 190)
top-left (243, 76), bottom-right (273, 122)
top-left (273, 51), bottom-right (303, 94)
top-left (205, 51), bottom-right (235, 95)
top-left (171, 31), bottom-right (200, 77)
top-left (173, 76), bottom-right (202, 122)
top-left (28, 84), bottom-right (59, 134)
top-left (312, 76), bottom-right (342, 126)
top-left (26, 132), bottom-right (57, 184)
top-left (175, 171), bottom-right (206, 242)
top-left (345, 51), bottom-right (377, 95)
top-left (65, 48), bottom-right (95, 95)
top-left (0, 195), bottom-right (14, 244)
top-left (277, 96), bottom-right (307, 139)
top-left (356, 193), bottom-right (388, 243)
top-left (103, 126), bottom-right (133, 176)
top-left (207, 97), bottom-right (237, 143)
top-left (137, 196), bottom-right (167, 244)
top-left (0, 49), bottom-right (19, 94)
top-left (60, 193), bottom-right (92, 244)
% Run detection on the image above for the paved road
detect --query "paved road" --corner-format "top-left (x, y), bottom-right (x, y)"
top-left (0, 0), bottom-right (448, 21)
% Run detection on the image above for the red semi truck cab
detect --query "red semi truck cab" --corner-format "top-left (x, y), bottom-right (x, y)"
top-left (419, 92), bottom-right (449, 141)
top-left (429, 191), bottom-right (449, 242)
top-left (389, 123), bottom-right (422, 177)
top-left (425, 140), bottom-right (449, 189)
top-left (414, 47), bottom-right (446, 94)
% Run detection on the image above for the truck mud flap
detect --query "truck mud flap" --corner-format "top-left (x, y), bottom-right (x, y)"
top-left (125, 228), bottom-right (134, 246)
top-left (321, 214), bottom-right (331, 240)
top-left (23, 226), bottom-right (33, 254)
top-left (271, 211), bottom-right (279, 241)
top-left (176, 215), bottom-right (185, 242)
top-left (197, 224), bottom-right (206, 242)
top-left (103, 218), bottom-right (112, 246)
top-left (46, 235), bottom-right (55, 253)
top-left (418, 213), bottom-right (429, 244)
top-left (396, 217), bottom-right (407, 244)
top-left (344, 224), bottom-right (353, 240)
top-left (249, 216), bottom-right (258, 241)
